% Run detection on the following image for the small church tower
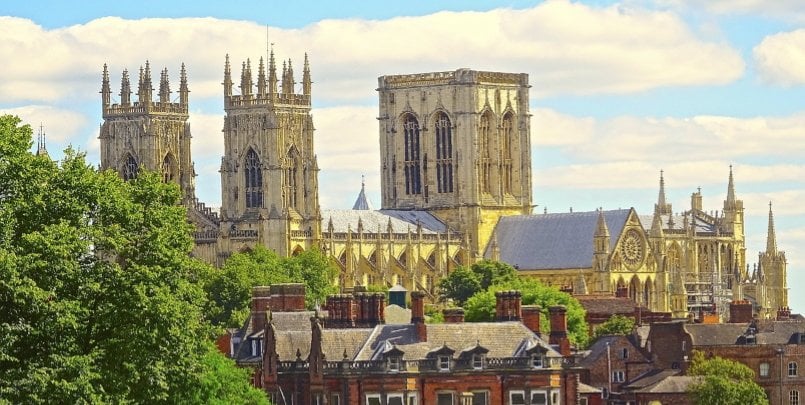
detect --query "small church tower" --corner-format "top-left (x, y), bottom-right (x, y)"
top-left (99, 61), bottom-right (196, 200)
top-left (759, 202), bottom-right (787, 313)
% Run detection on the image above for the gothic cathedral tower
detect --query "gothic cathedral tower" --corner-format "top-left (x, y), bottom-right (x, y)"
top-left (377, 69), bottom-right (533, 259)
top-left (99, 62), bottom-right (196, 200)
top-left (218, 52), bottom-right (320, 256)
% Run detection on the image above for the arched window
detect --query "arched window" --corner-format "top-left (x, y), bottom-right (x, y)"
top-left (790, 362), bottom-right (798, 377)
top-left (244, 148), bottom-right (262, 208)
top-left (402, 114), bottom-right (421, 195)
top-left (791, 390), bottom-right (800, 405)
top-left (285, 148), bottom-right (299, 210)
top-left (434, 112), bottom-right (453, 193)
top-left (162, 153), bottom-right (175, 183)
top-left (501, 112), bottom-right (514, 194)
top-left (123, 154), bottom-right (138, 181)
top-left (478, 112), bottom-right (492, 194)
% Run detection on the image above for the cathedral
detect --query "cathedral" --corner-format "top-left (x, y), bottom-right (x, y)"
top-left (98, 54), bottom-right (788, 320)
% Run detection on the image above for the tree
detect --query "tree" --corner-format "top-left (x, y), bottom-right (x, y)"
top-left (205, 245), bottom-right (338, 328)
top-left (0, 115), bottom-right (267, 403)
top-left (438, 266), bottom-right (482, 305)
top-left (687, 351), bottom-right (767, 405)
top-left (464, 277), bottom-right (589, 347)
top-left (592, 315), bottom-right (635, 341)
top-left (470, 260), bottom-right (518, 290)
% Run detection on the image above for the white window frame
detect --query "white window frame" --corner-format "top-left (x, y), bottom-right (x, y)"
top-left (366, 393), bottom-right (382, 405)
top-left (387, 393), bottom-right (405, 405)
top-left (621, 347), bottom-right (628, 359)
top-left (791, 362), bottom-right (799, 377)
top-left (472, 390), bottom-right (489, 405)
top-left (438, 355), bottom-right (451, 371)
top-left (388, 356), bottom-right (401, 372)
top-left (791, 390), bottom-right (800, 405)
top-left (407, 393), bottom-right (418, 405)
top-left (760, 362), bottom-right (770, 377)
top-left (472, 354), bottom-right (484, 370)
top-left (509, 390), bottom-right (526, 405)
top-left (531, 354), bottom-right (544, 369)
top-left (612, 370), bottom-right (625, 383)
top-left (530, 390), bottom-right (548, 405)
top-left (330, 393), bottom-right (341, 405)
top-left (552, 390), bottom-right (561, 405)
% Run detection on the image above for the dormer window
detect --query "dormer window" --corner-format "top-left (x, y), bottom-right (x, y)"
top-left (251, 338), bottom-right (262, 357)
top-left (531, 355), bottom-right (544, 369)
top-left (472, 354), bottom-right (485, 370)
top-left (388, 356), bottom-right (401, 372)
top-left (438, 355), bottom-right (451, 371)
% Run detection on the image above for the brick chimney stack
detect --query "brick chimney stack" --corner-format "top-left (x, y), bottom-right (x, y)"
top-left (777, 306), bottom-right (791, 321)
top-left (522, 305), bottom-right (542, 336)
top-left (251, 286), bottom-right (272, 331)
top-left (443, 308), bottom-right (465, 323)
top-left (549, 305), bottom-right (571, 356)
top-left (411, 291), bottom-right (427, 342)
top-left (495, 290), bottom-right (522, 321)
top-left (324, 294), bottom-right (356, 328)
top-left (728, 300), bottom-right (753, 323)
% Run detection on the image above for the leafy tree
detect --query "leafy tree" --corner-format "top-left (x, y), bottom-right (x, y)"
top-left (438, 266), bottom-right (482, 305)
top-left (470, 260), bottom-right (518, 290)
top-left (464, 277), bottom-right (589, 347)
top-left (592, 314), bottom-right (636, 341)
top-left (687, 351), bottom-right (767, 405)
top-left (205, 245), bottom-right (338, 328)
top-left (0, 115), bottom-right (267, 403)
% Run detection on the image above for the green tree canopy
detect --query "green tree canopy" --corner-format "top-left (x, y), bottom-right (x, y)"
top-left (0, 115), bottom-right (267, 404)
top-left (438, 266), bottom-right (482, 305)
top-left (687, 351), bottom-right (767, 405)
top-left (592, 314), bottom-right (636, 341)
top-left (464, 277), bottom-right (589, 347)
top-left (205, 245), bottom-right (338, 328)
top-left (470, 259), bottom-right (519, 290)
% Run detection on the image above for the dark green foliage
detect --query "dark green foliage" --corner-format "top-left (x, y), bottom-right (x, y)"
top-left (0, 115), bottom-right (267, 404)
top-left (205, 245), bottom-right (338, 328)
top-left (687, 350), bottom-right (768, 405)
top-left (592, 314), bottom-right (635, 341)
top-left (438, 266), bottom-right (482, 305)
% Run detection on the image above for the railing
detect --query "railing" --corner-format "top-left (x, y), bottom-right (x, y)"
top-left (230, 229), bottom-right (258, 239)
top-left (103, 102), bottom-right (189, 116)
top-left (194, 230), bottom-right (220, 242)
top-left (327, 232), bottom-right (461, 244)
top-left (276, 357), bottom-right (551, 374)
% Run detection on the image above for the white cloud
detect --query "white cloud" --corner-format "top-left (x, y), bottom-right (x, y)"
top-left (0, 104), bottom-right (86, 143)
top-left (754, 29), bottom-right (805, 86)
top-left (0, 2), bottom-right (745, 106)
top-left (656, 0), bottom-right (805, 23)
top-left (188, 111), bottom-right (224, 160)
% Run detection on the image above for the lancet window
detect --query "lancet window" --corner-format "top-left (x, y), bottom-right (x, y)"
top-left (478, 112), bottom-right (493, 194)
top-left (434, 112), bottom-right (453, 193)
top-left (244, 148), bottom-right (263, 208)
top-left (402, 114), bottom-right (421, 195)
top-left (123, 154), bottom-right (138, 181)
top-left (501, 113), bottom-right (514, 194)
top-left (162, 153), bottom-right (175, 183)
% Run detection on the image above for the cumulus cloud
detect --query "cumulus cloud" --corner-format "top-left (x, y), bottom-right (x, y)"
top-left (0, 104), bottom-right (87, 143)
top-left (656, 0), bottom-right (805, 23)
top-left (0, 2), bottom-right (745, 106)
top-left (754, 29), bottom-right (805, 86)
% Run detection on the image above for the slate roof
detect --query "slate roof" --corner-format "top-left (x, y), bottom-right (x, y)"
top-left (352, 184), bottom-right (373, 210)
top-left (577, 295), bottom-right (645, 315)
top-left (488, 209), bottom-right (632, 270)
top-left (352, 322), bottom-right (560, 361)
top-left (321, 209), bottom-right (450, 234)
top-left (685, 320), bottom-right (805, 346)
top-left (631, 375), bottom-right (699, 393)
top-left (638, 213), bottom-right (716, 234)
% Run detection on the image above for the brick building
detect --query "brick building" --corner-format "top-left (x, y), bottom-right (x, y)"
top-left (227, 284), bottom-right (589, 404)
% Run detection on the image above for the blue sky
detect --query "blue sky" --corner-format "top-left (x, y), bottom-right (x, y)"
top-left (1, 0), bottom-right (804, 311)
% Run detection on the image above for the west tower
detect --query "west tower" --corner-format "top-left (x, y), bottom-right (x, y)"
top-left (99, 62), bottom-right (196, 200)
top-left (218, 52), bottom-right (320, 256)
top-left (377, 69), bottom-right (533, 258)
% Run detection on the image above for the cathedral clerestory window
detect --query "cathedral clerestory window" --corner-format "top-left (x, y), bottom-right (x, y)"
top-left (244, 148), bottom-right (263, 208)
top-left (479, 112), bottom-right (492, 194)
top-left (434, 112), bottom-right (453, 193)
top-left (123, 154), bottom-right (138, 181)
top-left (402, 114), bottom-right (421, 195)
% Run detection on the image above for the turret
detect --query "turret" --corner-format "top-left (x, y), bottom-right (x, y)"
top-left (223, 54), bottom-right (233, 97)
top-left (101, 63), bottom-right (111, 107)
top-left (268, 48), bottom-right (277, 96)
top-left (593, 209), bottom-right (610, 274)
top-left (158, 68), bottom-right (170, 103)
top-left (137, 61), bottom-right (153, 105)
top-left (240, 59), bottom-right (253, 97)
top-left (721, 166), bottom-right (744, 237)
top-left (302, 53), bottom-right (311, 96)
top-left (655, 170), bottom-right (672, 215)
top-left (257, 57), bottom-right (267, 97)
top-left (179, 63), bottom-right (189, 106)
top-left (766, 202), bottom-right (777, 255)
top-left (724, 165), bottom-right (737, 210)
top-left (120, 69), bottom-right (131, 106)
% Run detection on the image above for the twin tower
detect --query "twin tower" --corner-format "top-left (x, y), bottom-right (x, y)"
top-left (99, 54), bottom-right (533, 268)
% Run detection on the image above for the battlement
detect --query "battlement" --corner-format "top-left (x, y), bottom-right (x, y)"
top-left (102, 101), bottom-right (189, 118)
top-left (378, 68), bottom-right (529, 89)
top-left (225, 92), bottom-right (311, 109)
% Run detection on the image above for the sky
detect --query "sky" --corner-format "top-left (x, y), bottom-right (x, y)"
top-left (1, 0), bottom-right (803, 310)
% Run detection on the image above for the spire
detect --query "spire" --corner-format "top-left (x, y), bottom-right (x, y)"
top-left (120, 69), bottom-right (131, 105)
top-left (281, 60), bottom-right (288, 94)
top-left (257, 57), bottom-right (267, 97)
top-left (137, 61), bottom-right (153, 104)
top-left (766, 201), bottom-right (777, 254)
top-left (594, 209), bottom-right (610, 254)
top-left (179, 63), bottom-right (189, 106)
top-left (35, 123), bottom-right (48, 158)
top-left (223, 54), bottom-right (233, 97)
top-left (158, 67), bottom-right (170, 103)
top-left (725, 165), bottom-right (737, 210)
top-left (101, 63), bottom-right (111, 107)
top-left (287, 58), bottom-right (295, 94)
top-left (650, 211), bottom-right (664, 238)
top-left (268, 47), bottom-right (277, 96)
top-left (575, 271), bottom-right (588, 295)
top-left (302, 53), bottom-right (311, 97)
top-left (352, 175), bottom-right (373, 210)
top-left (655, 170), bottom-right (671, 215)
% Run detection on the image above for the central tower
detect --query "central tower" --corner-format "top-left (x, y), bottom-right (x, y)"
top-left (219, 52), bottom-right (320, 256)
top-left (377, 69), bottom-right (533, 258)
